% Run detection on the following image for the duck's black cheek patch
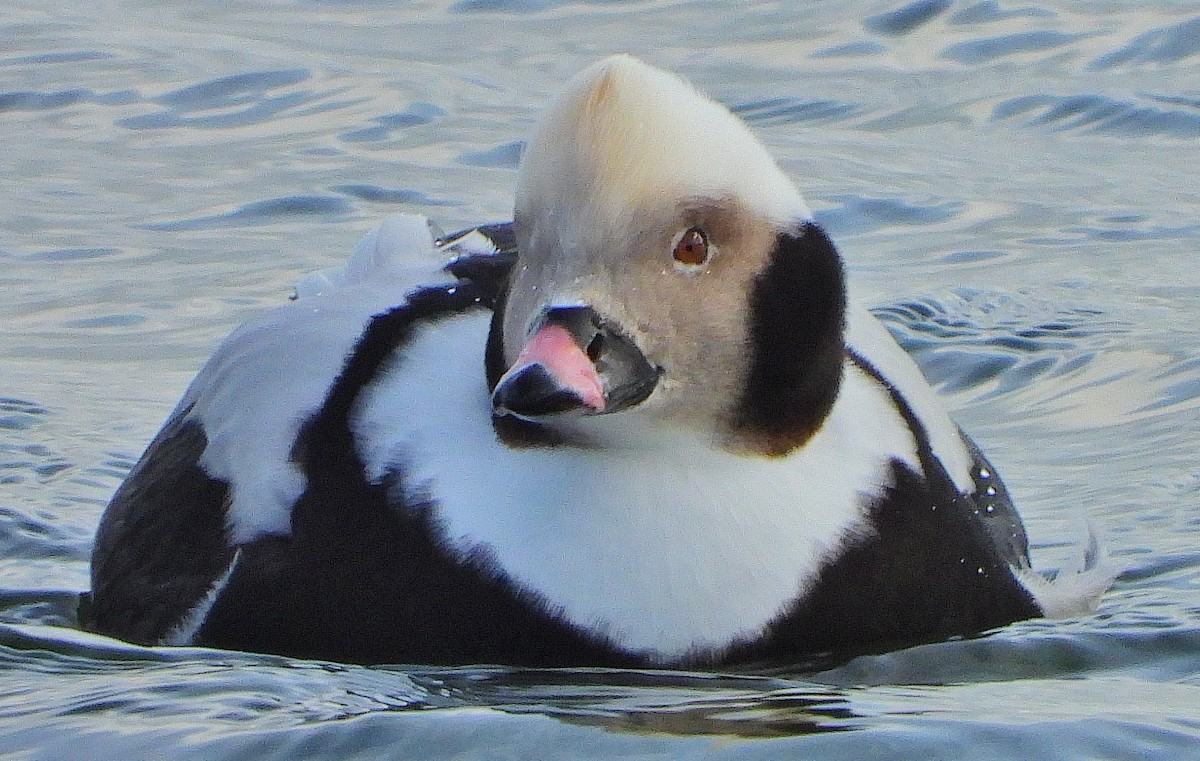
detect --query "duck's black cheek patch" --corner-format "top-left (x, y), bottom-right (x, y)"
top-left (734, 223), bottom-right (847, 455)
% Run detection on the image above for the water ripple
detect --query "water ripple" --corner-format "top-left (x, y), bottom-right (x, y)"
top-left (62, 315), bottom-right (147, 330)
top-left (864, 0), bottom-right (952, 36)
top-left (156, 70), bottom-right (310, 110)
top-left (810, 41), bottom-right (886, 58)
top-left (339, 102), bottom-right (446, 143)
top-left (1135, 358), bottom-right (1200, 414)
top-left (1060, 214), bottom-right (1200, 243)
top-left (1090, 16), bottom-right (1200, 69)
top-left (0, 399), bottom-right (48, 435)
top-left (116, 69), bottom-right (357, 130)
top-left (23, 248), bottom-right (121, 262)
top-left (814, 195), bottom-right (963, 236)
top-left (142, 195), bottom-right (356, 231)
top-left (0, 50), bottom-right (115, 67)
top-left (0, 89), bottom-right (89, 112)
top-left (940, 31), bottom-right (1089, 64)
top-left (0, 499), bottom-right (83, 559)
top-left (450, 0), bottom-right (567, 12)
top-left (1, 624), bottom-right (1197, 755)
top-left (948, 1), bottom-right (1056, 25)
top-left (330, 185), bottom-right (457, 206)
top-left (457, 140), bottom-right (524, 168)
top-left (993, 93), bottom-right (1200, 138)
top-left (873, 289), bottom-right (1125, 397)
top-left (0, 624), bottom-right (446, 722)
top-left (731, 97), bottom-right (865, 125)
top-left (0, 88), bottom-right (137, 113)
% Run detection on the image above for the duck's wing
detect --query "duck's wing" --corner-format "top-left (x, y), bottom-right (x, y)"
top-left (88, 410), bottom-right (237, 645)
top-left (88, 215), bottom-right (514, 646)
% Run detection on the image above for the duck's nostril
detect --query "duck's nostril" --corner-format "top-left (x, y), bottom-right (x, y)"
top-left (586, 333), bottom-right (604, 362)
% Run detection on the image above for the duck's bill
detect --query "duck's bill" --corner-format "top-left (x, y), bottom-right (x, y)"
top-left (491, 305), bottom-right (660, 420)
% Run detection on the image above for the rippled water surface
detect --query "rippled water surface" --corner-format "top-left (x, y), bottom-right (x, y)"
top-left (3, 1), bottom-right (1199, 758)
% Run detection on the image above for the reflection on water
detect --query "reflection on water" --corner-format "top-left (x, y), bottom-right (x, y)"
top-left (432, 668), bottom-right (858, 738)
top-left (4, 620), bottom-right (1200, 754)
top-left (1, 0), bottom-right (1199, 758)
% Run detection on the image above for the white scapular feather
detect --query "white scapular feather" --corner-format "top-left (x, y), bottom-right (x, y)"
top-left (181, 214), bottom-right (450, 543)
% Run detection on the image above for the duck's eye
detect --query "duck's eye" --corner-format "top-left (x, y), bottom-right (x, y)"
top-left (672, 227), bottom-right (710, 268)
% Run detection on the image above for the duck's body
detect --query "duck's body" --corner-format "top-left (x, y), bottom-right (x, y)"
top-left (87, 56), bottom-right (1109, 667)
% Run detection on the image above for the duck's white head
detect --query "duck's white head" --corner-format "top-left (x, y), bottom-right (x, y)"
top-left (491, 55), bottom-right (845, 455)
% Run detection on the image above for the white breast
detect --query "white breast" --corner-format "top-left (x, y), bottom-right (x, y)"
top-left (353, 312), bottom-right (922, 662)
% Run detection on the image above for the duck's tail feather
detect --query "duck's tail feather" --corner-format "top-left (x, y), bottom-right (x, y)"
top-left (1014, 521), bottom-right (1123, 619)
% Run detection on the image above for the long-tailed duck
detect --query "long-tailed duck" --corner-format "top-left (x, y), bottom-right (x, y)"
top-left (85, 56), bottom-right (1113, 667)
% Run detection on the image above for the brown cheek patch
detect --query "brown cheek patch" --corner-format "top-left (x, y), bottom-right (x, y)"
top-left (726, 418), bottom-right (830, 458)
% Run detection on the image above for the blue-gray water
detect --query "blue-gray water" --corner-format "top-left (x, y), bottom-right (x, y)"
top-left (2, 1), bottom-right (1199, 758)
